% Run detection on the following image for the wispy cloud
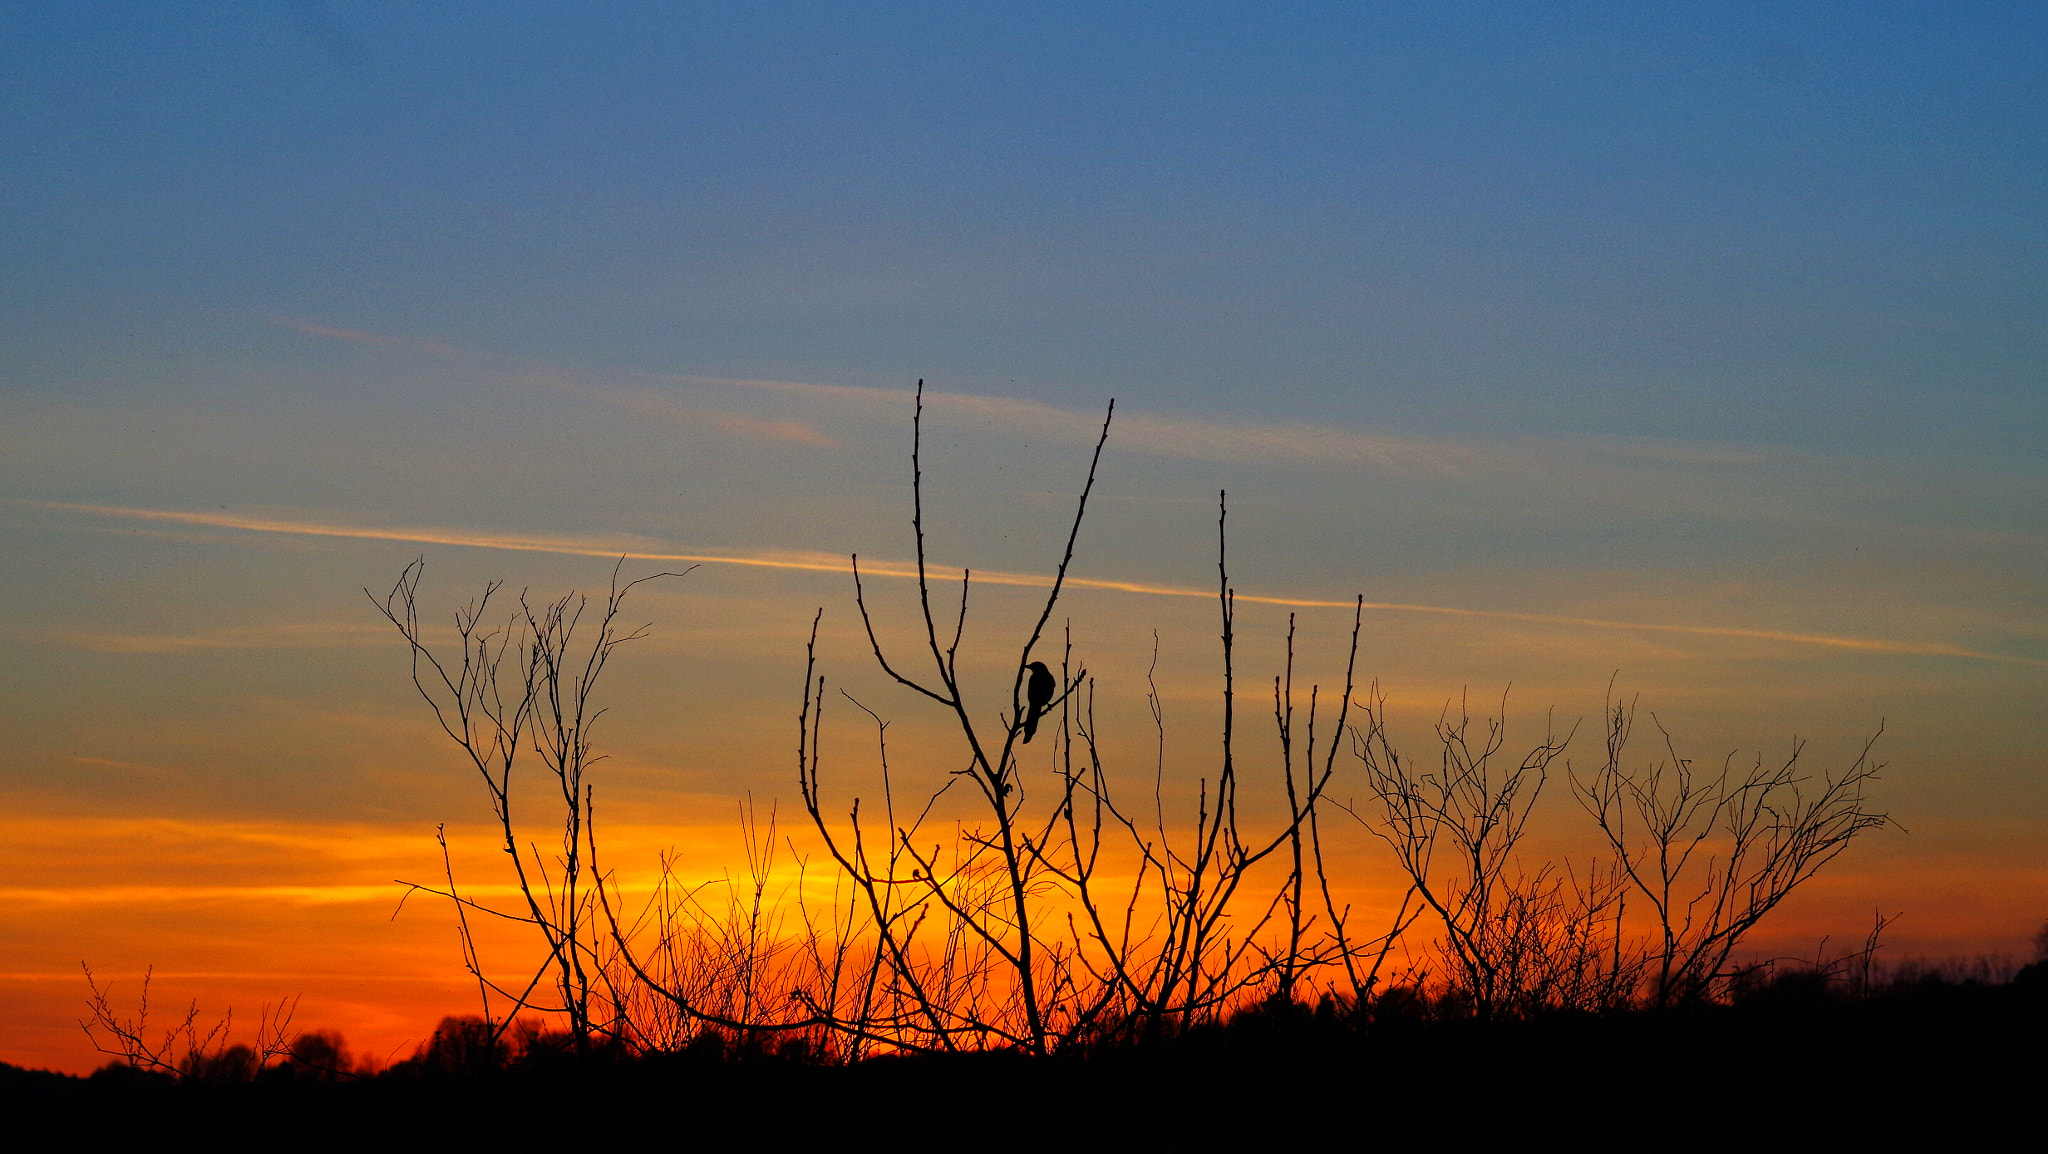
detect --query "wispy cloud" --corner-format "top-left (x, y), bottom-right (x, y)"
top-left (710, 413), bottom-right (841, 447)
top-left (26, 499), bottom-right (863, 573)
top-left (248, 328), bottom-right (1740, 487)
top-left (98, 322), bottom-right (2048, 587)
top-left (0, 883), bottom-right (511, 908)
top-left (582, 385), bottom-right (841, 446)
top-left (654, 374), bottom-right (1477, 477)
top-left (0, 816), bottom-right (434, 857)
top-left (268, 320), bottom-right (846, 449)
top-left (66, 756), bottom-right (163, 773)
top-left (252, 328), bottom-right (2034, 543)
top-left (40, 621), bottom-right (388, 654)
top-left (666, 375), bottom-right (2048, 555)
top-left (27, 500), bottom-right (2040, 666)
top-left (266, 314), bottom-right (464, 357)
top-left (260, 328), bottom-right (1970, 517)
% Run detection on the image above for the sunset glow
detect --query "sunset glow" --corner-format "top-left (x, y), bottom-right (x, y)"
top-left (3, 3), bottom-right (2043, 1080)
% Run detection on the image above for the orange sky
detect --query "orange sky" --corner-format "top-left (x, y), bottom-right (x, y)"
top-left (4, 380), bottom-right (2043, 1071)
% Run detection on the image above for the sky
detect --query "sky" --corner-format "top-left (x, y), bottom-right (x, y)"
top-left (2, 1), bottom-right (2044, 1073)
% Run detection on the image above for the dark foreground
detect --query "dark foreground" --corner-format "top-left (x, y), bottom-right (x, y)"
top-left (10, 980), bottom-right (2041, 1150)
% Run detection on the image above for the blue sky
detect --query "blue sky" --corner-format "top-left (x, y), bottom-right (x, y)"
top-left (5, 2), bottom-right (2044, 450)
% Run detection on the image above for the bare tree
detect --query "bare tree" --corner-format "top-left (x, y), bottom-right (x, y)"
top-left (1043, 507), bottom-right (1397, 1041)
top-left (1349, 688), bottom-right (1646, 1018)
top-left (374, 557), bottom-right (682, 1050)
top-left (791, 381), bottom-right (1112, 1055)
top-left (1570, 689), bottom-right (1894, 1008)
top-left (796, 385), bottom-right (1384, 1056)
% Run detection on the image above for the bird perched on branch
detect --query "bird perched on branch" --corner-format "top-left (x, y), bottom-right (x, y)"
top-left (1021, 661), bottom-right (1056, 743)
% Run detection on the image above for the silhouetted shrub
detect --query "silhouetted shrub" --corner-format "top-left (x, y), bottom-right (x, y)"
top-left (278, 1031), bottom-right (356, 1080)
top-left (1729, 965), bottom-right (1834, 1010)
top-left (87, 1061), bottom-right (173, 1089)
top-left (181, 1043), bottom-right (259, 1084)
top-left (393, 1016), bottom-right (514, 1076)
top-left (1367, 985), bottom-right (1432, 1026)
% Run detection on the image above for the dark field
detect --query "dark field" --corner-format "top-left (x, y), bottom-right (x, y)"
top-left (13, 977), bottom-right (2041, 1150)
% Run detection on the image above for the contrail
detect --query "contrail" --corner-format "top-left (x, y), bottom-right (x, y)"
top-left (29, 500), bottom-right (2043, 665)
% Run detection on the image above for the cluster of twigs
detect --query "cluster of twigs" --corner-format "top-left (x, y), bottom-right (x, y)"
top-left (361, 381), bottom-right (1894, 1062)
top-left (1573, 692), bottom-right (1895, 1008)
top-left (80, 964), bottom-right (301, 1080)
top-left (782, 389), bottom-right (1411, 1054)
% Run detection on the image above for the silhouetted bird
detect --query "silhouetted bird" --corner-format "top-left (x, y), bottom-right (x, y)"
top-left (1022, 661), bottom-right (1056, 743)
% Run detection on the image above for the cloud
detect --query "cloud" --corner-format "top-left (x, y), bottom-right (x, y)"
top-left (0, 883), bottom-right (495, 908)
top-left (26, 500), bottom-right (2041, 666)
top-left (257, 329), bottom-right (2033, 539)
top-left (708, 414), bottom-right (841, 447)
top-left (66, 756), bottom-right (162, 774)
top-left (0, 813), bottom-right (814, 913)
top-left (39, 621), bottom-right (389, 655)
top-left (266, 314), bottom-right (464, 358)
top-left (241, 327), bottom-right (2037, 541)
top-left (649, 377), bottom-right (2048, 554)
top-left (28, 501), bottom-right (687, 557)
top-left (654, 374), bottom-right (1474, 476)
top-left (1116, 412), bottom-right (1478, 476)
top-left (581, 386), bottom-right (841, 446)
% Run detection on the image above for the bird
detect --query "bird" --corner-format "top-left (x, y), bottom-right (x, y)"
top-left (1021, 661), bottom-right (1056, 743)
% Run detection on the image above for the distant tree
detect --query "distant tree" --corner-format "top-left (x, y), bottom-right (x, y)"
top-left (184, 1044), bottom-right (258, 1084)
top-left (399, 1016), bottom-right (515, 1075)
top-left (2012, 919), bottom-right (2048, 992)
top-left (283, 1030), bottom-right (357, 1080)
